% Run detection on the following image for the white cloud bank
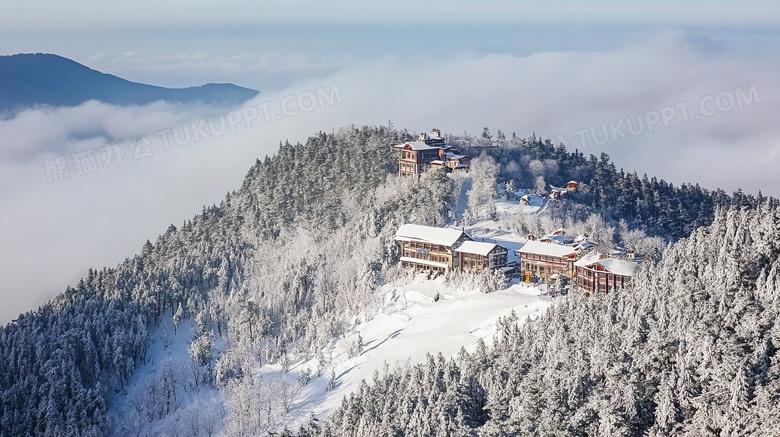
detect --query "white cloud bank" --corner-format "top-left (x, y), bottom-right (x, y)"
top-left (1, 30), bottom-right (778, 324)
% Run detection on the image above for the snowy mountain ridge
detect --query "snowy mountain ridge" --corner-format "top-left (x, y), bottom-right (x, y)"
top-left (0, 126), bottom-right (772, 437)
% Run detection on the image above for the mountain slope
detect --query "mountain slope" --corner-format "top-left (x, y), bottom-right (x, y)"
top-left (0, 53), bottom-right (259, 111)
top-left (321, 203), bottom-right (780, 436)
top-left (0, 125), bottom-right (771, 436)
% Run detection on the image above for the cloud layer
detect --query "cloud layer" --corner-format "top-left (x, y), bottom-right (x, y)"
top-left (1, 31), bottom-right (778, 324)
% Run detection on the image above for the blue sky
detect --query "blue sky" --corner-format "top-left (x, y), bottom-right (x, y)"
top-left (2, 1), bottom-right (779, 90)
top-left (1, 2), bottom-right (779, 323)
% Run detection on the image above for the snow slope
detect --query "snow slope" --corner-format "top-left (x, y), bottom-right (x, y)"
top-left (301, 278), bottom-right (551, 423)
top-left (106, 277), bottom-right (553, 435)
top-left (107, 177), bottom-right (558, 435)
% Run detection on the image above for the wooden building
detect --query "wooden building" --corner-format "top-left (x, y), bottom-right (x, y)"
top-left (455, 241), bottom-right (508, 273)
top-left (395, 224), bottom-right (470, 273)
top-left (444, 152), bottom-right (469, 171)
top-left (550, 186), bottom-right (567, 200)
top-left (393, 141), bottom-right (444, 177)
top-left (393, 129), bottom-right (469, 176)
top-left (516, 240), bottom-right (577, 280)
top-left (574, 253), bottom-right (638, 294)
top-left (395, 224), bottom-right (508, 274)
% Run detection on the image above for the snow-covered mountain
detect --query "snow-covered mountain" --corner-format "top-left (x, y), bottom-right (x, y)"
top-left (0, 126), bottom-right (774, 437)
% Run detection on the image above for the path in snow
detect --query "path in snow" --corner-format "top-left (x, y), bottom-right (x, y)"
top-left (453, 174), bottom-right (472, 224)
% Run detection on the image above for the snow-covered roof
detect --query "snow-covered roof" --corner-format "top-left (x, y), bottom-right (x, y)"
top-left (393, 141), bottom-right (439, 151)
top-left (516, 240), bottom-right (576, 258)
top-left (543, 235), bottom-right (574, 245)
top-left (445, 152), bottom-right (466, 160)
top-left (574, 252), bottom-right (603, 267)
top-left (431, 160), bottom-right (445, 165)
top-left (576, 241), bottom-right (597, 251)
top-left (597, 258), bottom-right (639, 277)
top-left (395, 224), bottom-right (467, 247)
top-left (455, 241), bottom-right (501, 256)
top-left (609, 248), bottom-right (627, 256)
top-left (574, 254), bottom-right (639, 277)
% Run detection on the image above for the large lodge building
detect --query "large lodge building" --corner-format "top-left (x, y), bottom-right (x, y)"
top-left (396, 224), bottom-right (638, 294)
top-left (516, 238), bottom-right (640, 294)
top-left (395, 224), bottom-right (508, 274)
top-left (391, 130), bottom-right (637, 293)
top-left (394, 129), bottom-right (469, 177)
top-left (574, 253), bottom-right (639, 294)
top-left (516, 240), bottom-right (578, 280)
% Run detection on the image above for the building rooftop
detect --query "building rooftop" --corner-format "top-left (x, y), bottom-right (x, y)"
top-left (597, 258), bottom-right (640, 276)
top-left (574, 252), bottom-right (603, 267)
top-left (455, 240), bottom-right (500, 256)
top-left (542, 235), bottom-right (574, 245)
top-left (575, 254), bottom-right (640, 276)
top-left (393, 141), bottom-right (440, 151)
top-left (516, 240), bottom-right (577, 258)
top-left (395, 224), bottom-right (467, 247)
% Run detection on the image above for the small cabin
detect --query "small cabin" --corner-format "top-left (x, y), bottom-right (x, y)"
top-left (550, 186), bottom-right (567, 200)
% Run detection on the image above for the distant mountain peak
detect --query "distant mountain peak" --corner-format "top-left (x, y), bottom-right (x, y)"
top-left (0, 53), bottom-right (259, 112)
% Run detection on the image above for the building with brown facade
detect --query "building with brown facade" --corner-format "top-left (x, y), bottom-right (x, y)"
top-left (574, 253), bottom-right (639, 294)
top-left (516, 240), bottom-right (578, 280)
top-left (395, 224), bottom-right (507, 274)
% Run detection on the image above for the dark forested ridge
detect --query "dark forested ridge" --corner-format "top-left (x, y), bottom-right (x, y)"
top-left (0, 53), bottom-right (259, 112)
top-left (479, 133), bottom-right (752, 241)
top-left (0, 126), bottom-right (773, 436)
top-left (320, 203), bottom-right (780, 436)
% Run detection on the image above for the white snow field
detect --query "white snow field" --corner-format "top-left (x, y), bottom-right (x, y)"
top-left (108, 278), bottom-right (553, 435)
top-left (304, 278), bottom-right (551, 422)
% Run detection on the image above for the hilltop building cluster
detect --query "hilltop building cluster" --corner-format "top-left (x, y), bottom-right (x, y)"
top-left (393, 128), bottom-right (469, 177)
top-left (396, 224), bottom-right (639, 295)
top-left (516, 231), bottom-right (639, 294)
top-left (390, 129), bottom-right (639, 294)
